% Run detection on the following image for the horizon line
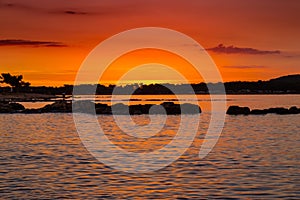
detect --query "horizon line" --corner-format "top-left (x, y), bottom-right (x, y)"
top-left (1, 73), bottom-right (299, 88)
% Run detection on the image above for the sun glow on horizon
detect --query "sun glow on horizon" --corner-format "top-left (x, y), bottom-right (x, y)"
top-left (98, 48), bottom-right (204, 85)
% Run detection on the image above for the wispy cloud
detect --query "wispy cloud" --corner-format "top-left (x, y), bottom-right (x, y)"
top-left (0, 1), bottom-right (138, 16)
top-left (0, 39), bottom-right (67, 47)
top-left (0, 2), bottom-right (38, 12)
top-left (64, 10), bottom-right (88, 15)
top-left (1, 2), bottom-right (89, 15)
top-left (207, 44), bottom-right (281, 55)
top-left (222, 65), bottom-right (268, 69)
top-left (50, 10), bottom-right (90, 15)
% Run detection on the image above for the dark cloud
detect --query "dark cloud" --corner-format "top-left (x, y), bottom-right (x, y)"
top-left (64, 10), bottom-right (87, 15)
top-left (222, 65), bottom-right (268, 69)
top-left (207, 44), bottom-right (281, 55)
top-left (0, 39), bottom-right (67, 47)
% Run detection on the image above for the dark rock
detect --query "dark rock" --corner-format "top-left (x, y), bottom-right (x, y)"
top-left (148, 105), bottom-right (166, 114)
top-left (250, 109), bottom-right (268, 115)
top-left (276, 108), bottom-right (290, 115)
top-left (9, 103), bottom-right (25, 111)
top-left (110, 103), bottom-right (201, 115)
top-left (227, 106), bottom-right (300, 116)
top-left (289, 106), bottom-right (300, 114)
top-left (266, 107), bottom-right (289, 115)
top-left (96, 103), bottom-right (111, 114)
top-left (140, 104), bottom-right (153, 114)
top-left (111, 103), bottom-right (129, 115)
top-left (131, 109), bottom-right (143, 115)
top-left (181, 103), bottom-right (201, 114)
top-left (0, 102), bottom-right (13, 113)
top-left (161, 102), bottom-right (176, 107)
top-left (0, 102), bottom-right (25, 113)
top-left (0, 100), bottom-right (199, 115)
top-left (226, 106), bottom-right (250, 115)
top-left (160, 102), bottom-right (181, 115)
top-left (129, 104), bottom-right (150, 115)
top-left (95, 103), bottom-right (109, 109)
top-left (267, 107), bottom-right (282, 113)
top-left (72, 100), bottom-right (95, 113)
top-left (41, 101), bottom-right (71, 113)
top-left (22, 108), bottom-right (42, 114)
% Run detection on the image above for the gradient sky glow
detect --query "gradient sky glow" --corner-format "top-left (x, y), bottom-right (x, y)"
top-left (0, 0), bottom-right (299, 86)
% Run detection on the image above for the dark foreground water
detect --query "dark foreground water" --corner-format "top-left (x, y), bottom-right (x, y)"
top-left (1, 95), bottom-right (300, 199)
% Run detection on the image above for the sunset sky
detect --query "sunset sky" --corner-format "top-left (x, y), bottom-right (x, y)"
top-left (0, 0), bottom-right (300, 86)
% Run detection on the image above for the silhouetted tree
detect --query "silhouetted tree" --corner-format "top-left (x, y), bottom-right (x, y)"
top-left (0, 73), bottom-right (31, 92)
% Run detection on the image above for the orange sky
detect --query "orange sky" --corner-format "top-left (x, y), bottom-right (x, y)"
top-left (0, 0), bottom-right (300, 86)
top-left (101, 49), bottom-right (203, 85)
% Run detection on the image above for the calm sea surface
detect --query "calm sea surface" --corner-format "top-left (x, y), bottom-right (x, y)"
top-left (1, 95), bottom-right (300, 199)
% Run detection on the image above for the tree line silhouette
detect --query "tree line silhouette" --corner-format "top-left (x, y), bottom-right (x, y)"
top-left (0, 73), bottom-right (299, 95)
top-left (0, 73), bottom-right (30, 92)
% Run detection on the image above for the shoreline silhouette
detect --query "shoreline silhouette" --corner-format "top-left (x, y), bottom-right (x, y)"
top-left (0, 74), bottom-right (299, 100)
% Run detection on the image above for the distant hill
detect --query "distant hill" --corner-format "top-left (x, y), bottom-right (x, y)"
top-left (223, 74), bottom-right (300, 94)
top-left (269, 74), bottom-right (300, 83)
top-left (264, 74), bottom-right (300, 92)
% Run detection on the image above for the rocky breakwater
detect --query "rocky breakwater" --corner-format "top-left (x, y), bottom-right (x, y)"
top-left (4, 101), bottom-right (201, 115)
top-left (76, 101), bottom-right (201, 115)
top-left (227, 105), bottom-right (300, 115)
